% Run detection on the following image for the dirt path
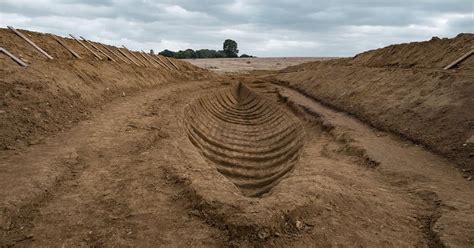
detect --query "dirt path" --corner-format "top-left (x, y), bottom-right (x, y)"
top-left (277, 85), bottom-right (474, 247)
top-left (0, 81), bottom-right (226, 247)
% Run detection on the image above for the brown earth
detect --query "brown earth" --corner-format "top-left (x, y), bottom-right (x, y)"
top-left (182, 57), bottom-right (334, 74)
top-left (270, 33), bottom-right (474, 174)
top-left (0, 28), bottom-right (211, 151)
top-left (1, 28), bottom-right (473, 247)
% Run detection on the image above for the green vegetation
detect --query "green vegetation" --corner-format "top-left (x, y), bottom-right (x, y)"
top-left (223, 39), bottom-right (239, 57)
top-left (158, 39), bottom-right (254, 59)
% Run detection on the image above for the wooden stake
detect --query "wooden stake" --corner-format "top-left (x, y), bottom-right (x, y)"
top-left (139, 51), bottom-right (157, 68)
top-left (100, 44), bottom-right (128, 64)
top-left (149, 54), bottom-right (169, 70)
top-left (142, 50), bottom-right (164, 68)
top-left (165, 56), bottom-right (179, 70)
top-left (0, 47), bottom-right (28, 67)
top-left (8, 26), bottom-right (53, 60)
top-left (156, 55), bottom-right (173, 70)
top-left (80, 36), bottom-right (116, 62)
top-left (444, 49), bottom-right (474, 70)
top-left (122, 46), bottom-right (145, 66)
top-left (117, 47), bottom-right (139, 66)
top-left (70, 34), bottom-right (102, 59)
top-left (133, 50), bottom-right (149, 66)
top-left (51, 35), bottom-right (81, 59)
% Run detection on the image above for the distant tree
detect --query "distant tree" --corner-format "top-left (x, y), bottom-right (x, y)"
top-left (159, 49), bottom-right (176, 57)
top-left (196, 49), bottom-right (220, 58)
top-left (223, 39), bottom-right (239, 57)
top-left (240, 54), bottom-right (253, 58)
top-left (158, 41), bottom-right (251, 59)
top-left (216, 50), bottom-right (227, 58)
top-left (195, 49), bottom-right (228, 58)
top-left (175, 49), bottom-right (197, 59)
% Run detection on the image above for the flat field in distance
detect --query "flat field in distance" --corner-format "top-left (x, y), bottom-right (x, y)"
top-left (182, 57), bottom-right (336, 73)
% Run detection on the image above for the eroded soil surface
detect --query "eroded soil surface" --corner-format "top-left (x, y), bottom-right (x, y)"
top-left (1, 78), bottom-right (472, 247)
top-left (1, 29), bottom-right (473, 247)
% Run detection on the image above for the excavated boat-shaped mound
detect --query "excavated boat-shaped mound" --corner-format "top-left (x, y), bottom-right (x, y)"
top-left (183, 82), bottom-right (305, 197)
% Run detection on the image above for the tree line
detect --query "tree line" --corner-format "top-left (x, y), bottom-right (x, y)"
top-left (158, 39), bottom-right (254, 59)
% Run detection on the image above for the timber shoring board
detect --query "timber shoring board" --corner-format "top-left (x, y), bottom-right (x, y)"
top-left (444, 49), bottom-right (474, 70)
top-left (80, 36), bottom-right (116, 62)
top-left (165, 56), bottom-right (179, 70)
top-left (139, 51), bottom-right (157, 68)
top-left (147, 53), bottom-right (169, 70)
top-left (143, 51), bottom-right (166, 69)
top-left (122, 46), bottom-right (145, 66)
top-left (117, 47), bottom-right (139, 66)
top-left (131, 51), bottom-right (148, 66)
top-left (8, 26), bottom-right (53, 60)
top-left (0, 47), bottom-right (28, 67)
top-left (51, 35), bottom-right (81, 59)
top-left (135, 50), bottom-right (152, 66)
top-left (70, 34), bottom-right (102, 59)
top-left (100, 43), bottom-right (128, 64)
top-left (156, 55), bottom-right (173, 70)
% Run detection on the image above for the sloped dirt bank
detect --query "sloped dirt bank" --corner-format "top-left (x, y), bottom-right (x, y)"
top-left (0, 28), bottom-right (217, 151)
top-left (271, 34), bottom-right (474, 174)
top-left (275, 84), bottom-right (474, 247)
top-left (0, 81), bottom-right (228, 247)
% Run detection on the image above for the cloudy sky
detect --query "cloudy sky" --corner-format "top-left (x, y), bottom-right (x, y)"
top-left (0, 0), bottom-right (473, 57)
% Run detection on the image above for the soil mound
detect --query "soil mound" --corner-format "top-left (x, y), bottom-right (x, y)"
top-left (0, 28), bottom-right (217, 150)
top-left (183, 82), bottom-right (304, 196)
top-left (350, 33), bottom-right (474, 69)
top-left (275, 34), bottom-right (474, 172)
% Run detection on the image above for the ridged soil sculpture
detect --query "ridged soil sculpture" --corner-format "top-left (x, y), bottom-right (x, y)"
top-left (183, 82), bottom-right (305, 197)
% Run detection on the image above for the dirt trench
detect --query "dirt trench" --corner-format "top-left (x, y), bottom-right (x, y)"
top-left (1, 74), bottom-right (473, 247)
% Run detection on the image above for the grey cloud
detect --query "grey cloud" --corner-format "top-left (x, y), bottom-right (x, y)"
top-left (0, 0), bottom-right (472, 57)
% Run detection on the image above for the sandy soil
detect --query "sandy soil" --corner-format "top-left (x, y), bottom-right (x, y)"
top-left (182, 57), bottom-right (334, 74)
top-left (1, 28), bottom-right (473, 247)
top-left (271, 34), bottom-right (474, 174)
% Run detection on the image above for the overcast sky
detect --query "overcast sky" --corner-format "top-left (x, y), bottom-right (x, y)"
top-left (0, 0), bottom-right (473, 57)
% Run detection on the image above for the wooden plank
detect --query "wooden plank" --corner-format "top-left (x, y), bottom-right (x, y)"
top-left (80, 36), bottom-right (116, 62)
top-left (134, 50), bottom-right (151, 66)
top-left (51, 35), bottom-right (81, 59)
top-left (122, 46), bottom-right (145, 66)
top-left (165, 56), bottom-right (179, 70)
top-left (117, 47), bottom-right (139, 66)
top-left (0, 47), bottom-right (28, 67)
top-left (70, 34), bottom-right (102, 59)
top-left (139, 51), bottom-right (157, 68)
top-left (8, 26), bottom-right (53, 60)
top-left (100, 43), bottom-right (128, 64)
top-left (130, 50), bottom-right (148, 66)
top-left (149, 54), bottom-right (169, 70)
top-left (444, 49), bottom-right (474, 70)
top-left (142, 50), bottom-right (165, 68)
top-left (156, 55), bottom-right (173, 70)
